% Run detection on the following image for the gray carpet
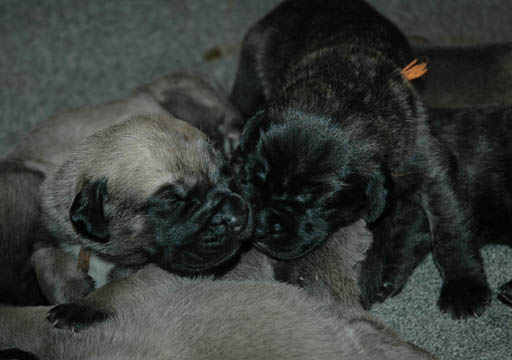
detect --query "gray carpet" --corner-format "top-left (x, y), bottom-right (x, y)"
top-left (1, 1), bottom-right (511, 359)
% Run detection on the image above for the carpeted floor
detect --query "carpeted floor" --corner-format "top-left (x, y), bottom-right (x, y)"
top-left (1, 1), bottom-right (511, 359)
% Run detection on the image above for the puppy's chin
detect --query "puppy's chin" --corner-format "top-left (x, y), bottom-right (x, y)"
top-left (154, 240), bottom-right (243, 275)
top-left (253, 236), bottom-right (324, 260)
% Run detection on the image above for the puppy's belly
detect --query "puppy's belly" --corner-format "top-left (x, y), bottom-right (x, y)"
top-left (65, 245), bottom-right (115, 288)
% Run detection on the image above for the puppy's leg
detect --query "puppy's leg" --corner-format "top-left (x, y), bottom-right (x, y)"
top-left (416, 142), bottom-right (491, 318)
top-left (31, 246), bottom-right (95, 304)
top-left (274, 220), bottom-right (371, 318)
top-left (0, 305), bottom-right (52, 354)
top-left (46, 265), bottom-right (175, 332)
top-left (373, 202), bottom-right (432, 302)
top-left (347, 318), bottom-right (436, 360)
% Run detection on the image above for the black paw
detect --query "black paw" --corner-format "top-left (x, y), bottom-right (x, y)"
top-left (497, 280), bottom-right (512, 307)
top-left (438, 278), bottom-right (492, 319)
top-left (0, 349), bottom-right (39, 360)
top-left (47, 303), bottom-right (109, 332)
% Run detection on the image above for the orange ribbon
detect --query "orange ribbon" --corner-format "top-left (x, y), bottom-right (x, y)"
top-left (77, 248), bottom-right (91, 273)
top-left (401, 58), bottom-right (428, 80)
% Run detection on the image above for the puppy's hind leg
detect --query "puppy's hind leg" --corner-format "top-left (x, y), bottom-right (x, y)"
top-left (375, 202), bottom-right (432, 302)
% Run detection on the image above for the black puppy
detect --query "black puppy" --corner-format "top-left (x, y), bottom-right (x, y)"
top-left (361, 105), bottom-right (512, 311)
top-left (230, 0), bottom-right (490, 318)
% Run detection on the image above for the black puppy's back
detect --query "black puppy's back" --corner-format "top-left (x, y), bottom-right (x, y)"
top-left (231, 0), bottom-right (416, 118)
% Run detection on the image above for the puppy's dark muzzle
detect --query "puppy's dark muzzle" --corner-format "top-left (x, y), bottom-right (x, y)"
top-left (208, 192), bottom-right (252, 242)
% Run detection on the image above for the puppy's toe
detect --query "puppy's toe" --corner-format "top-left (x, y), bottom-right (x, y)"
top-left (47, 303), bottom-right (109, 332)
top-left (375, 281), bottom-right (394, 302)
top-left (438, 277), bottom-right (492, 319)
top-left (498, 280), bottom-right (512, 307)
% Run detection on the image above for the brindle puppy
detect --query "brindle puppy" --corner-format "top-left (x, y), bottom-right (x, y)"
top-left (230, 0), bottom-right (490, 318)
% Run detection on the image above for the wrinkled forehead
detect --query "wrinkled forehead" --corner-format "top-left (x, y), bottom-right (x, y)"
top-left (81, 115), bottom-right (221, 203)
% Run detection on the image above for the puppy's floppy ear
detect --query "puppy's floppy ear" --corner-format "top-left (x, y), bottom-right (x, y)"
top-left (365, 171), bottom-right (389, 224)
top-left (70, 178), bottom-right (110, 243)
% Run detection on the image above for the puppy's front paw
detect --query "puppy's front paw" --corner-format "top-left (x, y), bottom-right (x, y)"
top-left (375, 281), bottom-right (395, 302)
top-left (47, 303), bottom-right (109, 332)
top-left (438, 278), bottom-right (492, 319)
top-left (498, 280), bottom-right (512, 307)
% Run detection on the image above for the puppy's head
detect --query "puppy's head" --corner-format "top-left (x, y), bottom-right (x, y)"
top-left (232, 109), bottom-right (388, 260)
top-left (41, 114), bottom-right (251, 274)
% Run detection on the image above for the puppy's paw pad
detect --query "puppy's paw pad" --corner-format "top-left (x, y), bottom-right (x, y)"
top-left (438, 278), bottom-right (492, 319)
top-left (498, 280), bottom-right (512, 307)
top-left (47, 303), bottom-right (109, 332)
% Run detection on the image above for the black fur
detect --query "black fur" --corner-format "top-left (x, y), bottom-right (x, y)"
top-left (140, 181), bottom-right (250, 274)
top-left (230, 0), bottom-right (489, 318)
top-left (0, 349), bottom-right (40, 360)
top-left (0, 161), bottom-right (46, 306)
top-left (361, 105), bottom-right (512, 312)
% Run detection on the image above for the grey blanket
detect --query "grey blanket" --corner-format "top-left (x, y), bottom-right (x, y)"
top-left (1, 1), bottom-right (511, 359)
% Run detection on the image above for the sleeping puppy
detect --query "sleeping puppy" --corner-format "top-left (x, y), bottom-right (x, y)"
top-left (230, 0), bottom-right (490, 318)
top-left (0, 73), bottom-right (243, 305)
top-left (0, 226), bottom-right (436, 360)
top-left (31, 113), bottom-right (250, 311)
top-left (360, 105), bottom-right (512, 311)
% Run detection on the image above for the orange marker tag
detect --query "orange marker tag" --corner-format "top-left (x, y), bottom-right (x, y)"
top-left (77, 248), bottom-right (91, 273)
top-left (401, 58), bottom-right (428, 80)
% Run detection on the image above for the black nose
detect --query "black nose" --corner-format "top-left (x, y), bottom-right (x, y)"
top-left (211, 193), bottom-right (248, 234)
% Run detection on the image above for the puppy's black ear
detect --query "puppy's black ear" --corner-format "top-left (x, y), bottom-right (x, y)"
top-left (70, 178), bottom-right (110, 243)
top-left (365, 172), bottom-right (389, 224)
